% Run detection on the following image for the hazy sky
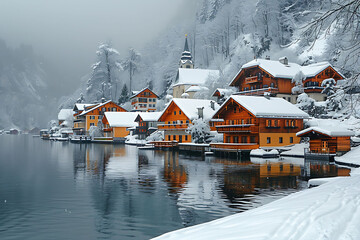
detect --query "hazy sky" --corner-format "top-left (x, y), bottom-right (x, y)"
top-left (0, 0), bottom-right (197, 97)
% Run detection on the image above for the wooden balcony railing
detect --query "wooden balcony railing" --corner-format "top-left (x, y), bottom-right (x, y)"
top-left (158, 123), bottom-right (189, 130)
top-left (245, 76), bottom-right (261, 84)
top-left (216, 124), bottom-right (258, 133)
top-left (210, 143), bottom-right (259, 150)
top-left (236, 87), bottom-right (279, 96)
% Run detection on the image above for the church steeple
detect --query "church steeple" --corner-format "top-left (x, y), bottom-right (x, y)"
top-left (180, 34), bottom-right (194, 69)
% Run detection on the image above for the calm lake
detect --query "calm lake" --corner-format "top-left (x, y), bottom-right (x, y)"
top-left (0, 135), bottom-right (350, 239)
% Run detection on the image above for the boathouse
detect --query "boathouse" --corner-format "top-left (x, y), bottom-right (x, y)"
top-left (229, 58), bottom-right (344, 103)
top-left (157, 98), bottom-right (219, 143)
top-left (296, 126), bottom-right (354, 156)
top-left (210, 95), bottom-right (309, 151)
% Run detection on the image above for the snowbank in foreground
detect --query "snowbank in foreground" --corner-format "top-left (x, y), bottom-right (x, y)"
top-left (153, 174), bottom-right (360, 240)
top-left (335, 146), bottom-right (360, 167)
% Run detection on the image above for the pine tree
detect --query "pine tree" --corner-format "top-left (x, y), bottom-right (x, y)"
top-left (118, 84), bottom-right (129, 104)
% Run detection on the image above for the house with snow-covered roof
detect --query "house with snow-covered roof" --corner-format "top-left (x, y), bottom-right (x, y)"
top-left (157, 98), bottom-right (220, 143)
top-left (102, 112), bottom-right (139, 142)
top-left (130, 87), bottom-right (159, 112)
top-left (297, 124), bottom-right (354, 157)
top-left (73, 100), bottom-right (127, 135)
top-left (210, 95), bottom-right (309, 151)
top-left (229, 57), bottom-right (344, 103)
top-left (134, 112), bottom-right (162, 140)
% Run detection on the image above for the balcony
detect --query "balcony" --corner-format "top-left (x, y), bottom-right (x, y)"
top-left (245, 76), bottom-right (261, 84)
top-left (216, 124), bottom-right (258, 133)
top-left (158, 123), bottom-right (189, 130)
top-left (236, 87), bottom-right (279, 96)
top-left (210, 143), bottom-right (259, 150)
top-left (304, 86), bottom-right (324, 93)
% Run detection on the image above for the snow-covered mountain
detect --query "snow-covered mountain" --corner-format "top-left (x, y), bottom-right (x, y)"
top-left (0, 39), bottom-right (53, 130)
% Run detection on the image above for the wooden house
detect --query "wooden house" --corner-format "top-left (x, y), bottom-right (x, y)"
top-left (73, 100), bottom-right (127, 135)
top-left (210, 95), bottom-right (309, 150)
top-left (157, 98), bottom-right (219, 143)
top-left (296, 126), bottom-right (354, 156)
top-left (130, 88), bottom-right (159, 112)
top-left (102, 112), bottom-right (139, 141)
top-left (134, 112), bottom-right (161, 140)
top-left (229, 57), bottom-right (344, 103)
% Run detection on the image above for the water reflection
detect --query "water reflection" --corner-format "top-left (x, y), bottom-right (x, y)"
top-left (0, 136), bottom-right (351, 240)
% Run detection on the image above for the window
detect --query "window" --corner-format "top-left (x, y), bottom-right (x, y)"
top-left (185, 135), bottom-right (188, 141)
top-left (186, 120), bottom-right (189, 124)
top-left (270, 82), bottom-right (274, 88)
top-left (179, 110), bottom-right (181, 115)
top-left (287, 97), bottom-right (291, 102)
top-left (108, 108), bottom-right (111, 111)
top-left (90, 123), bottom-right (95, 126)
top-left (233, 136), bottom-right (239, 143)
top-left (250, 136), bottom-right (256, 143)
top-left (226, 136), bottom-right (231, 143)
top-left (112, 107), bottom-right (116, 111)
top-left (174, 111), bottom-right (176, 115)
top-left (267, 120), bottom-right (271, 127)
top-left (267, 137), bottom-right (271, 144)
top-left (290, 137), bottom-right (293, 143)
top-left (234, 107), bottom-right (236, 113)
top-left (241, 136), bottom-right (247, 143)
top-left (280, 164), bottom-right (283, 171)
top-left (173, 135), bottom-right (176, 140)
top-left (173, 121), bottom-right (176, 124)
top-left (274, 120), bottom-right (278, 127)
top-left (279, 137), bottom-right (283, 143)
top-left (168, 135), bottom-right (171, 141)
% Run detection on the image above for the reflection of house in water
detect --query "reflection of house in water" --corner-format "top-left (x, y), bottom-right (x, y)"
top-left (302, 160), bottom-right (351, 179)
top-left (163, 151), bottom-right (187, 193)
top-left (259, 163), bottom-right (300, 189)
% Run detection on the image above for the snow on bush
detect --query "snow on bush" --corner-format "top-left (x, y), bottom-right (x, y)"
top-left (146, 130), bottom-right (164, 142)
top-left (88, 126), bottom-right (103, 138)
top-left (186, 118), bottom-right (211, 143)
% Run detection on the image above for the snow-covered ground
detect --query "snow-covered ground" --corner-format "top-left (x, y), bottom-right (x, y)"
top-left (335, 146), bottom-right (360, 167)
top-left (153, 168), bottom-right (360, 240)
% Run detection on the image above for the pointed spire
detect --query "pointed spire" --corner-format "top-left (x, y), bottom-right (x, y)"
top-left (184, 34), bottom-right (190, 52)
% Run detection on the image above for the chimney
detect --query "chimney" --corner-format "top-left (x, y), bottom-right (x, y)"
top-left (210, 101), bottom-right (215, 110)
top-left (265, 55), bottom-right (270, 60)
top-left (197, 107), bottom-right (204, 119)
top-left (279, 56), bottom-right (288, 65)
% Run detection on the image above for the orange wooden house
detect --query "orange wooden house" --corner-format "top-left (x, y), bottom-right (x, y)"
top-left (229, 57), bottom-right (344, 103)
top-left (102, 112), bottom-right (139, 142)
top-left (130, 87), bottom-right (159, 112)
top-left (157, 98), bottom-right (219, 143)
top-left (73, 100), bottom-right (127, 135)
top-left (210, 95), bottom-right (309, 150)
top-left (296, 126), bottom-right (354, 156)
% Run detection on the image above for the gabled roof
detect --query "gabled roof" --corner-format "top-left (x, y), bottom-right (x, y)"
top-left (79, 100), bottom-right (126, 116)
top-left (135, 112), bottom-right (162, 122)
top-left (212, 88), bottom-right (235, 97)
top-left (130, 87), bottom-right (159, 99)
top-left (296, 126), bottom-right (354, 137)
top-left (160, 98), bottom-right (220, 121)
top-left (216, 95), bottom-right (309, 119)
top-left (174, 68), bottom-right (220, 87)
top-left (104, 112), bottom-right (138, 128)
top-left (58, 109), bottom-right (74, 121)
top-left (230, 58), bottom-right (344, 86)
top-left (73, 103), bottom-right (97, 112)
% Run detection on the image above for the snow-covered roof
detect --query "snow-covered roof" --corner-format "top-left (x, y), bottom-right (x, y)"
top-left (73, 103), bottom-right (97, 112)
top-left (58, 109), bottom-right (74, 120)
top-left (130, 87), bottom-right (159, 99)
top-left (297, 126), bottom-right (355, 137)
top-left (162, 98), bottom-right (220, 120)
top-left (212, 88), bottom-right (234, 97)
top-left (174, 68), bottom-right (220, 87)
top-left (137, 112), bottom-right (162, 122)
top-left (79, 100), bottom-right (114, 116)
top-left (231, 59), bottom-right (344, 84)
top-left (185, 86), bottom-right (209, 93)
top-left (223, 95), bottom-right (309, 119)
top-left (104, 112), bottom-right (139, 128)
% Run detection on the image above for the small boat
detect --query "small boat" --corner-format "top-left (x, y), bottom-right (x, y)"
top-left (138, 144), bottom-right (155, 150)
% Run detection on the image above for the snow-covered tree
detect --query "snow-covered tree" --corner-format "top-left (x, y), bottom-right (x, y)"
top-left (186, 118), bottom-right (211, 143)
top-left (292, 70), bottom-right (305, 94)
top-left (296, 93), bottom-right (325, 118)
top-left (321, 78), bottom-right (336, 96)
top-left (146, 130), bottom-right (164, 142)
top-left (122, 48), bottom-right (141, 93)
top-left (89, 125), bottom-right (103, 138)
top-left (86, 43), bottom-right (123, 102)
top-left (76, 93), bottom-right (85, 103)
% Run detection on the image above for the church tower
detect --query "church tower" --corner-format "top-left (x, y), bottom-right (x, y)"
top-left (179, 34), bottom-right (194, 69)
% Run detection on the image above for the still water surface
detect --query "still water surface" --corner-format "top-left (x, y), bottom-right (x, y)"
top-left (0, 135), bottom-right (350, 239)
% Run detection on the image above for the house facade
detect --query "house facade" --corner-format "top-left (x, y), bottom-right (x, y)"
top-left (157, 98), bottom-right (219, 143)
top-left (210, 95), bottom-right (309, 150)
top-left (229, 57), bottom-right (344, 103)
top-left (130, 88), bottom-right (158, 112)
top-left (102, 112), bottom-right (139, 141)
top-left (134, 112), bottom-right (161, 140)
top-left (73, 101), bottom-right (127, 135)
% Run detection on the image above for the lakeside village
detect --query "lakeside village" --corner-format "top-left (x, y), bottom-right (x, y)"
top-left (6, 36), bottom-right (360, 238)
